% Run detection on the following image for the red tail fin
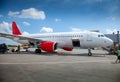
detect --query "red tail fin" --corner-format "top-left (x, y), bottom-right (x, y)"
top-left (12, 21), bottom-right (22, 35)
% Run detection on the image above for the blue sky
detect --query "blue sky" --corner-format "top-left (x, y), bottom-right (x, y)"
top-left (0, 0), bottom-right (120, 44)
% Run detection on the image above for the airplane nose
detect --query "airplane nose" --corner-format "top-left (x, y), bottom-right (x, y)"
top-left (106, 38), bottom-right (113, 47)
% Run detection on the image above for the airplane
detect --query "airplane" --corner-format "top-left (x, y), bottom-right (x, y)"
top-left (0, 21), bottom-right (113, 56)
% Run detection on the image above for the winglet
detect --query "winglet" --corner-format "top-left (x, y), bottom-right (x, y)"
top-left (12, 21), bottom-right (22, 35)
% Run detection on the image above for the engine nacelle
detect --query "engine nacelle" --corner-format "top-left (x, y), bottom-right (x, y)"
top-left (62, 47), bottom-right (73, 51)
top-left (40, 42), bottom-right (57, 52)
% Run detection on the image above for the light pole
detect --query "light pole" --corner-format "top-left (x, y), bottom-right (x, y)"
top-left (117, 31), bottom-right (120, 49)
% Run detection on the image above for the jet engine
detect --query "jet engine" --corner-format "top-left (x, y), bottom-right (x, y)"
top-left (62, 47), bottom-right (73, 51)
top-left (40, 42), bottom-right (57, 52)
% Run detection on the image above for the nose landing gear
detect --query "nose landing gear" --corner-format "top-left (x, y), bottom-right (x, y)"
top-left (88, 48), bottom-right (92, 56)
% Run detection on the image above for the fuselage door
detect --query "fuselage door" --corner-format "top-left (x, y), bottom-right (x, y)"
top-left (72, 39), bottom-right (80, 47)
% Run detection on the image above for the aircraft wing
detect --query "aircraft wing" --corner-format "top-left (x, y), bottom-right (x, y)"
top-left (0, 32), bottom-right (44, 43)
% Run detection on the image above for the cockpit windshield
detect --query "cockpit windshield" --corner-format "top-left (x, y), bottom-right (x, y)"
top-left (98, 34), bottom-right (105, 37)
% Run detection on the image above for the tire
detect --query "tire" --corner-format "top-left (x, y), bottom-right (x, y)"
top-left (35, 49), bottom-right (41, 54)
top-left (88, 52), bottom-right (92, 56)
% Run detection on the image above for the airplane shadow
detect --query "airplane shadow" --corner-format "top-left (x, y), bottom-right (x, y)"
top-left (1, 51), bottom-right (109, 57)
top-left (39, 52), bottom-right (107, 57)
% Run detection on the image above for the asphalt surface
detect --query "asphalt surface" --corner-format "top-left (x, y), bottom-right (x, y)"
top-left (0, 49), bottom-right (120, 82)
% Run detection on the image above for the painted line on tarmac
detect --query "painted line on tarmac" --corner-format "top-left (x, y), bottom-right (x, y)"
top-left (0, 60), bottom-right (113, 65)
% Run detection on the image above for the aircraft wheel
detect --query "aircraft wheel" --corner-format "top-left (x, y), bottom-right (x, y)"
top-left (88, 52), bottom-right (92, 56)
top-left (88, 48), bottom-right (92, 56)
top-left (35, 49), bottom-right (41, 53)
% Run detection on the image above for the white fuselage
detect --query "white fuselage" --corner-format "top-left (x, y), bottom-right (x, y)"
top-left (16, 31), bottom-right (113, 49)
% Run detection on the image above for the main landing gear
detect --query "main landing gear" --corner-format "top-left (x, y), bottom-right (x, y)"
top-left (35, 44), bottom-right (41, 54)
top-left (88, 48), bottom-right (92, 56)
top-left (35, 49), bottom-right (41, 54)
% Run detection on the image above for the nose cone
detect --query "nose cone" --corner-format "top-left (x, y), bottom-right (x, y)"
top-left (105, 38), bottom-right (113, 47)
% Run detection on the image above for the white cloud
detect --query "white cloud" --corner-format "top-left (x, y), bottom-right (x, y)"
top-left (0, 14), bottom-right (4, 17)
top-left (23, 21), bottom-right (30, 26)
top-left (55, 18), bottom-right (61, 22)
top-left (0, 21), bottom-right (20, 45)
top-left (8, 8), bottom-right (46, 20)
top-left (0, 21), bottom-right (11, 33)
top-left (22, 31), bottom-right (29, 35)
top-left (40, 27), bottom-right (53, 33)
top-left (19, 8), bottom-right (46, 19)
top-left (8, 11), bottom-right (19, 17)
top-left (106, 29), bottom-right (118, 34)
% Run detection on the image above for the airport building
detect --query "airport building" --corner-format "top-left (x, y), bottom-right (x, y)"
top-left (105, 32), bottom-right (120, 52)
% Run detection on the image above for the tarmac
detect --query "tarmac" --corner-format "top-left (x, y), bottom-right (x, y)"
top-left (0, 49), bottom-right (120, 82)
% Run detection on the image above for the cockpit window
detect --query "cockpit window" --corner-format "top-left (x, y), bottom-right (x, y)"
top-left (101, 35), bottom-right (104, 37)
top-left (98, 34), bottom-right (105, 37)
top-left (98, 35), bottom-right (100, 37)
